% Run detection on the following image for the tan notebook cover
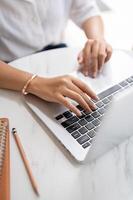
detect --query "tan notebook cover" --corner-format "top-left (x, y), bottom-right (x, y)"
top-left (0, 118), bottom-right (10, 200)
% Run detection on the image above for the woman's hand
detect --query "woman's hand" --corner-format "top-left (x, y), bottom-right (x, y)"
top-left (28, 75), bottom-right (99, 116)
top-left (78, 39), bottom-right (112, 78)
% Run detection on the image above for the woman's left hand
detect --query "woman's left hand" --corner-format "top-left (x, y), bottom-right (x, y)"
top-left (78, 39), bottom-right (113, 78)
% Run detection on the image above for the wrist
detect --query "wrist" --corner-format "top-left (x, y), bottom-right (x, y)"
top-left (26, 75), bottom-right (46, 96)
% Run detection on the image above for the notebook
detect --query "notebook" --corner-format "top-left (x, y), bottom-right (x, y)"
top-left (0, 118), bottom-right (10, 200)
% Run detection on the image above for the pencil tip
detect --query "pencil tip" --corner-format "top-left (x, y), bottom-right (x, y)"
top-left (12, 128), bottom-right (16, 134)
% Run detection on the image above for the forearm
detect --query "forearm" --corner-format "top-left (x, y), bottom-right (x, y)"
top-left (82, 16), bottom-right (105, 40)
top-left (0, 60), bottom-right (32, 92)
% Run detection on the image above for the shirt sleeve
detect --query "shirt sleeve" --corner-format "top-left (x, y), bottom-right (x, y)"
top-left (70, 0), bottom-right (100, 27)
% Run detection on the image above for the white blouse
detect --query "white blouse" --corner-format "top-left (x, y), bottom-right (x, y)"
top-left (0, 0), bottom-right (99, 62)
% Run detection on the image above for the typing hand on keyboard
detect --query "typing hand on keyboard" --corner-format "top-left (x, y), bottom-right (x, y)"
top-left (29, 74), bottom-right (99, 116)
top-left (56, 75), bottom-right (133, 149)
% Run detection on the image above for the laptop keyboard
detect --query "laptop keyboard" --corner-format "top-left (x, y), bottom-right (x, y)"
top-left (55, 75), bottom-right (133, 149)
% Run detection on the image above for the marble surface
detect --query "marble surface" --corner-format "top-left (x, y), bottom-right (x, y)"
top-left (1, 48), bottom-right (133, 200)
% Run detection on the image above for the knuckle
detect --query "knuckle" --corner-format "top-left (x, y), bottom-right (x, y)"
top-left (60, 77), bottom-right (68, 85)
top-left (99, 52), bottom-right (106, 58)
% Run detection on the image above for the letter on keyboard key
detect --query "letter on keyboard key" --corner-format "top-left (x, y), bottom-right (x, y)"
top-left (85, 123), bottom-right (95, 130)
top-left (71, 131), bottom-right (81, 139)
top-left (78, 127), bottom-right (88, 135)
top-left (92, 119), bottom-right (100, 126)
top-left (82, 142), bottom-right (91, 149)
top-left (102, 98), bottom-right (110, 104)
top-left (98, 108), bottom-right (105, 115)
top-left (78, 119), bottom-right (88, 126)
top-left (63, 111), bottom-right (73, 119)
top-left (119, 81), bottom-right (128, 87)
top-left (91, 111), bottom-right (100, 118)
top-left (85, 115), bottom-right (94, 122)
top-left (55, 114), bottom-right (63, 120)
top-left (66, 123), bottom-right (81, 133)
top-left (87, 130), bottom-right (96, 138)
top-left (77, 135), bottom-right (90, 145)
top-left (96, 101), bottom-right (104, 108)
top-left (61, 116), bottom-right (79, 128)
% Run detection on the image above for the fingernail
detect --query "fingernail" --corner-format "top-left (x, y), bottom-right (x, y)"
top-left (95, 96), bottom-right (100, 101)
top-left (77, 111), bottom-right (82, 116)
top-left (93, 104), bottom-right (97, 110)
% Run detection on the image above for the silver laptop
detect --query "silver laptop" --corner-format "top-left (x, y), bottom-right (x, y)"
top-left (24, 50), bottom-right (133, 163)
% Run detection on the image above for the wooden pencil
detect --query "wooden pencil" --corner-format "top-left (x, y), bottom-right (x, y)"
top-left (12, 128), bottom-right (39, 196)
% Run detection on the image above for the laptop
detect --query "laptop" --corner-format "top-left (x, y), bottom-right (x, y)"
top-left (24, 49), bottom-right (133, 163)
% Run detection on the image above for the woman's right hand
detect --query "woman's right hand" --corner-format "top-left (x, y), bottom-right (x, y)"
top-left (28, 75), bottom-right (99, 116)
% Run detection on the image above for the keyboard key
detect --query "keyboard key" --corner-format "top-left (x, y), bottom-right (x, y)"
top-left (78, 127), bottom-right (88, 135)
top-left (82, 142), bottom-right (91, 148)
top-left (108, 95), bottom-right (113, 100)
top-left (91, 111), bottom-right (100, 118)
top-left (76, 105), bottom-right (84, 111)
top-left (98, 108), bottom-right (105, 115)
top-left (83, 110), bottom-right (91, 115)
top-left (61, 116), bottom-right (79, 128)
top-left (77, 135), bottom-right (90, 145)
top-left (104, 104), bottom-right (109, 110)
top-left (98, 85), bottom-right (121, 100)
top-left (71, 131), bottom-right (81, 139)
top-left (98, 116), bottom-right (103, 121)
top-left (96, 101), bottom-right (104, 108)
top-left (94, 127), bottom-right (99, 132)
top-left (102, 98), bottom-right (110, 104)
top-left (78, 119), bottom-right (88, 126)
top-left (78, 113), bottom-right (86, 119)
top-left (63, 111), bottom-right (73, 119)
top-left (87, 130), bottom-right (96, 138)
top-left (92, 119), bottom-right (100, 126)
top-left (89, 139), bottom-right (93, 144)
top-left (85, 115), bottom-right (94, 122)
top-left (85, 123), bottom-right (95, 130)
top-left (119, 81), bottom-right (128, 87)
top-left (55, 114), bottom-right (63, 120)
top-left (66, 123), bottom-right (81, 133)
top-left (126, 78), bottom-right (133, 83)
top-left (91, 99), bottom-right (99, 103)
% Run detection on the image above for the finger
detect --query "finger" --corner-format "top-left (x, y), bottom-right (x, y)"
top-left (84, 94), bottom-right (97, 111)
top-left (68, 83), bottom-right (97, 111)
top-left (90, 40), bottom-right (99, 78)
top-left (82, 42), bottom-right (92, 76)
top-left (98, 43), bottom-right (106, 72)
top-left (105, 45), bottom-right (113, 62)
top-left (64, 88), bottom-right (92, 112)
top-left (72, 77), bottom-right (99, 100)
top-left (77, 51), bottom-right (84, 64)
top-left (57, 95), bottom-right (81, 116)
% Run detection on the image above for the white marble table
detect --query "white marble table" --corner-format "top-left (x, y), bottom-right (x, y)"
top-left (1, 48), bottom-right (133, 200)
